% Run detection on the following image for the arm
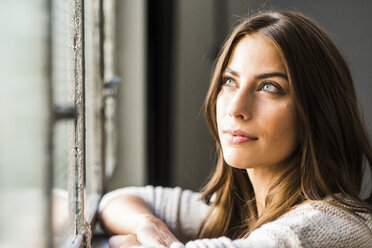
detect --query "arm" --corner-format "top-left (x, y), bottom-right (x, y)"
top-left (99, 186), bottom-right (209, 243)
top-left (100, 195), bottom-right (304, 248)
top-left (100, 188), bottom-right (304, 248)
top-left (113, 223), bottom-right (301, 248)
top-left (99, 193), bottom-right (154, 234)
top-left (100, 192), bottom-right (179, 247)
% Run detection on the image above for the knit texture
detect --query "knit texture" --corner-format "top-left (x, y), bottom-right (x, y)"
top-left (99, 186), bottom-right (372, 248)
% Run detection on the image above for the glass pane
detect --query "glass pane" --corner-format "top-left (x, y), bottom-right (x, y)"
top-left (0, 1), bottom-right (47, 247)
top-left (52, 121), bottom-right (74, 246)
top-left (51, 0), bottom-right (75, 246)
top-left (103, 0), bottom-right (118, 179)
top-left (104, 0), bottom-right (116, 82)
top-left (85, 0), bottom-right (102, 221)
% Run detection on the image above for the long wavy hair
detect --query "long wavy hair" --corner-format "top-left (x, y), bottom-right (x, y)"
top-left (198, 11), bottom-right (372, 239)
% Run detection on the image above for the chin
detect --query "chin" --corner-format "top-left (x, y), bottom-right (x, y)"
top-left (223, 155), bottom-right (254, 169)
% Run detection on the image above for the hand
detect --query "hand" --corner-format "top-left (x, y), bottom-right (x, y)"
top-left (109, 234), bottom-right (141, 248)
top-left (135, 214), bottom-right (180, 247)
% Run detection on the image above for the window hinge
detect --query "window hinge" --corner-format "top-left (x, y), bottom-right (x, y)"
top-left (103, 75), bottom-right (121, 99)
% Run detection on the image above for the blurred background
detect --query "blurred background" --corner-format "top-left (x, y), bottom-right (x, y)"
top-left (112, 0), bottom-right (372, 192)
top-left (0, 0), bottom-right (371, 247)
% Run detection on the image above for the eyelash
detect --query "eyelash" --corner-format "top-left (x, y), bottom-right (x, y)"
top-left (258, 81), bottom-right (284, 94)
top-left (222, 76), bottom-right (284, 95)
top-left (222, 77), bottom-right (236, 87)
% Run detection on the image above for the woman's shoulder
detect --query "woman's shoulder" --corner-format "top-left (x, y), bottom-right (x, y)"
top-left (282, 199), bottom-right (372, 226)
top-left (256, 200), bottom-right (372, 247)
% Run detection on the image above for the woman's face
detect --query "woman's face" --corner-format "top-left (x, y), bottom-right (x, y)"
top-left (216, 33), bottom-right (298, 170)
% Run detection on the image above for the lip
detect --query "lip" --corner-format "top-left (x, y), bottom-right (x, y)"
top-left (223, 129), bottom-right (258, 144)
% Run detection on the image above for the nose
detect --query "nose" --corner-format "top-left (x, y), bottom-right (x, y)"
top-left (227, 89), bottom-right (252, 121)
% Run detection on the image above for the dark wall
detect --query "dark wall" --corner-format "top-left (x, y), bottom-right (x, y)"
top-left (170, 0), bottom-right (217, 191)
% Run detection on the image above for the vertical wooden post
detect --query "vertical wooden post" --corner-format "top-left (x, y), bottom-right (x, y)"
top-left (70, 0), bottom-right (91, 246)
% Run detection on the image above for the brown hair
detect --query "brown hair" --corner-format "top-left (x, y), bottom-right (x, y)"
top-left (199, 11), bottom-right (372, 239)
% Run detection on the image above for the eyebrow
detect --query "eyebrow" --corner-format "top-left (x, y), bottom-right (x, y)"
top-left (224, 68), bottom-right (288, 81)
top-left (257, 72), bottom-right (288, 80)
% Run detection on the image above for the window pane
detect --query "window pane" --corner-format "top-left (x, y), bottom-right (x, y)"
top-left (51, 0), bottom-right (75, 246)
top-left (52, 121), bottom-right (74, 246)
top-left (103, 0), bottom-right (118, 179)
top-left (85, 0), bottom-right (102, 222)
top-left (0, 1), bottom-right (48, 247)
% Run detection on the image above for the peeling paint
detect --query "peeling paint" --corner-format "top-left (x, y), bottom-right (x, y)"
top-left (70, 0), bottom-right (92, 246)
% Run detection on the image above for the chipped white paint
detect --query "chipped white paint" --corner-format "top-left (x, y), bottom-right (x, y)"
top-left (70, 0), bottom-right (91, 246)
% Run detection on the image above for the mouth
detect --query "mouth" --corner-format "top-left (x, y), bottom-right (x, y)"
top-left (222, 129), bottom-right (258, 144)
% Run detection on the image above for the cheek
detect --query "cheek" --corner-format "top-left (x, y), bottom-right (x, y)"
top-left (216, 95), bottom-right (226, 130)
top-left (261, 103), bottom-right (298, 151)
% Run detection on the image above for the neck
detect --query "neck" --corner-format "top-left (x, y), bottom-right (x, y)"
top-left (246, 167), bottom-right (282, 217)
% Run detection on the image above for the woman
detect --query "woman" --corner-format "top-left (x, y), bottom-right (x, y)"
top-left (99, 11), bottom-right (372, 248)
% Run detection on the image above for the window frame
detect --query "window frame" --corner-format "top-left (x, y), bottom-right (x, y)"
top-left (47, 0), bottom-right (116, 246)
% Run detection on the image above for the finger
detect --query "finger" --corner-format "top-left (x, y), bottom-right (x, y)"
top-left (137, 229), bottom-right (180, 247)
top-left (157, 233), bottom-right (179, 247)
top-left (109, 234), bottom-right (141, 248)
top-left (119, 239), bottom-right (142, 248)
top-left (164, 232), bottom-right (180, 244)
top-left (137, 234), bottom-right (164, 246)
top-left (109, 235), bottom-right (129, 248)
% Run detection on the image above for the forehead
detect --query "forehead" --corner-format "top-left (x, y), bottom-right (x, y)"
top-left (226, 33), bottom-right (287, 76)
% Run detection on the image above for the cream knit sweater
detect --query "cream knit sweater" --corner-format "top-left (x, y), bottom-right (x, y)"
top-left (99, 186), bottom-right (372, 248)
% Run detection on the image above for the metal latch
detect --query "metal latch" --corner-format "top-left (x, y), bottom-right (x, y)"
top-left (103, 75), bottom-right (121, 99)
top-left (53, 104), bottom-right (77, 120)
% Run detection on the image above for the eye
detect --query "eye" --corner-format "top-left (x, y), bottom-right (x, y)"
top-left (223, 77), bottom-right (236, 87)
top-left (262, 83), bottom-right (276, 92)
top-left (260, 82), bottom-right (283, 94)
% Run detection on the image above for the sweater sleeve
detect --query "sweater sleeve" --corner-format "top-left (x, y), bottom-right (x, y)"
top-left (137, 223), bottom-right (302, 248)
top-left (101, 192), bottom-right (372, 248)
top-left (163, 202), bottom-right (372, 248)
top-left (99, 186), bottom-right (210, 241)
